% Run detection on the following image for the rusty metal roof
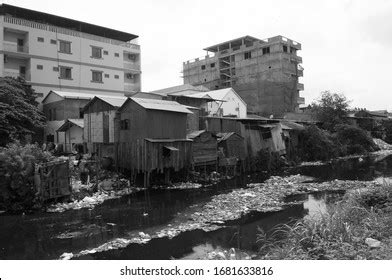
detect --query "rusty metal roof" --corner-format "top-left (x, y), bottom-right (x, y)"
top-left (56, 119), bottom-right (84, 132)
top-left (130, 98), bottom-right (193, 114)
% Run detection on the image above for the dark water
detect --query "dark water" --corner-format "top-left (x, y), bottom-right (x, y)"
top-left (1, 154), bottom-right (392, 260)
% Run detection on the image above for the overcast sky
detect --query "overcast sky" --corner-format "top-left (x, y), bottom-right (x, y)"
top-left (4, 0), bottom-right (392, 110)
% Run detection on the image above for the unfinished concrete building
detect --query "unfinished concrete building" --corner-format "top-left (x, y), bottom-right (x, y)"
top-left (183, 35), bottom-right (304, 117)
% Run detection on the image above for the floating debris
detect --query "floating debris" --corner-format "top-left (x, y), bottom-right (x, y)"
top-left (47, 188), bottom-right (136, 213)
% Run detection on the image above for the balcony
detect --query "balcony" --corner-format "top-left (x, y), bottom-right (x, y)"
top-left (123, 62), bottom-right (141, 72)
top-left (297, 83), bottom-right (304, 91)
top-left (124, 83), bottom-right (140, 93)
top-left (3, 70), bottom-right (31, 81)
top-left (3, 16), bottom-right (139, 50)
top-left (297, 97), bottom-right (305, 105)
top-left (3, 42), bottom-right (29, 54)
top-left (290, 55), bottom-right (303, 64)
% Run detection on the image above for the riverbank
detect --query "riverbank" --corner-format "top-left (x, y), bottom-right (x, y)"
top-left (64, 174), bottom-right (381, 259)
top-left (258, 182), bottom-right (392, 260)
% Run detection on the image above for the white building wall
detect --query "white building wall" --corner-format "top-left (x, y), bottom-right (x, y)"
top-left (207, 89), bottom-right (247, 118)
top-left (0, 15), bottom-right (141, 99)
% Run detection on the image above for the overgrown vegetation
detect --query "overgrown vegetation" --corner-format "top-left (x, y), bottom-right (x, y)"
top-left (0, 142), bottom-right (54, 212)
top-left (298, 124), bottom-right (377, 161)
top-left (0, 77), bottom-right (46, 146)
top-left (311, 91), bottom-right (350, 132)
top-left (257, 183), bottom-right (392, 259)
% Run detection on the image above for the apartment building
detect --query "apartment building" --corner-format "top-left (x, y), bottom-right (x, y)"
top-left (183, 35), bottom-right (304, 117)
top-left (0, 4), bottom-right (141, 102)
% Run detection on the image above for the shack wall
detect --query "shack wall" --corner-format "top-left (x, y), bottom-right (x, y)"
top-left (191, 132), bottom-right (217, 165)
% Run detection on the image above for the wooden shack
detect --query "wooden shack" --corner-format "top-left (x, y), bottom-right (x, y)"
top-left (187, 130), bottom-right (218, 166)
top-left (216, 132), bottom-right (246, 161)
top-left (83, 95), bottom-right (127, 156)
top-left (116, 97), bottom-right (193, 180)
top-left (201, 116), bottom-right (286, 158)
top-left (56, 119), bottom-right (84, 153)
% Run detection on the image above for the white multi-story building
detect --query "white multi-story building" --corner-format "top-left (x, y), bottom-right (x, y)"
top-left (0, 4), bottom-right (141, 102)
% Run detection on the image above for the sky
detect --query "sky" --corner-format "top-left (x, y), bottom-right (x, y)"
top-left (3, 0), bottom-right (392, 110)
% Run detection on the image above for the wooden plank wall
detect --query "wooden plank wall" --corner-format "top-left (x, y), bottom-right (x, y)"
top-left (116, 140), bottom-right (192, 173)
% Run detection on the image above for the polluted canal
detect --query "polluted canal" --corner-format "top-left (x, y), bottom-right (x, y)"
top-left (0, 153), bottom-right (391, 260)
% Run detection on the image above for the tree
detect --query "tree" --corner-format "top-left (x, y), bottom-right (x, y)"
top-left (0, 77), bottom-right (46, 146)
top-left (311, 91), bottom-right (350, 131)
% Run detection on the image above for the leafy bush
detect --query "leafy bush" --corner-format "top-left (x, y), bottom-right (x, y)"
top-left (0, 142), bottom-right (54, 212)
top-left (335, 124), bottom-right (378, 154)
top-left (298, 125), bottom-right (338, 161)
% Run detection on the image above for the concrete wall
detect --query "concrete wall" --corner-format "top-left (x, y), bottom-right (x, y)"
top-left (183, 36), bottom-right (303, 116)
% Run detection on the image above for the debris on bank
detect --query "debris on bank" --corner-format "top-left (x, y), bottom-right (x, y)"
top-left (60, 174), bottom-right (382, 259)
top-left (47, 188), bottom-right (136, 212)
top-left (373, 138), bottom-right (392, 150)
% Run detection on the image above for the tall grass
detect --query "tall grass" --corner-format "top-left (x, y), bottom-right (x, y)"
top-left (257, 183), bottom-right (392, 259)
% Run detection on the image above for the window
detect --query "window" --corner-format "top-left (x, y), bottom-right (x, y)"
top-left (91, 46), bottom-right (102, 58)
top-left (104, 73), bottom-right (109, 78)
top-left (114, 75), bottom-right (119, 79)
top-left (59, 66), bottom-right (72, 79)
top-left (261, 131), bottom-right (272, 139)
top-left (283, 45), bottom-right (288, 53)
top-left (120, 119), bottom-right (129, 130)
top-left (103, 50), bottom-right (108, 55)
top-left (59, 41), bottom-right (71, 54)
top-left (37, 37), bottom-right (44, 42)
top-left (114, 52), bottom-right (119, 57)
top-left (262, 47), bottom-right (270, 55)
top-left (79, 108), bottom-right (84, 119)
top-left (53, 66), bottom-right (59, 72)
top-left (201, 65), bottom-right (206, 70)
top-left (127, 53), bottom-right (136, 61)
top-left (244, 51), bottom-right (251, 59)
top-left (210, 63), bottom-right (215, 68)
top-left (50, 39), bottom-right (57, 44)
top-left (37, 65), bottom-right (43, 70)
top-left (91, 71), bottom-right (103, 83)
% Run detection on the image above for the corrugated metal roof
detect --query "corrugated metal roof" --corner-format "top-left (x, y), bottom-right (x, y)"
top-left (56, 118), bottom-right (84, 132)
top-left (42, 90), bottom-right (125, 103)
top-left (131, 98), bottom-right (193, 114)
top-left (216, 132), bottom-right (243, 142)
top-left (95, 96), bottom-right (127, 107)
top-left (145, 138), bottom-right (192, 143)
top-left (151, 84), bottom-right (210, 95)
top-left (187, 130), bottom-right (206, 139)
top-left (281, 121), bottom-right (305, 131)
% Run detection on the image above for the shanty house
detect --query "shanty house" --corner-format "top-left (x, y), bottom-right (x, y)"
top-left (56, 119), bottom-right (84, 153)
top-left (281, 121), bottom-right (305, 160)
top-left (41, 90), bottom-right (94, 144)
top-left (116, 98), bottom-right (193, 175)
top-left (83, 95), bottom-right (127, 155)
top-left (216, 132), bottom-right (246, 161)
top-left (201, 116), bottom-right (286, 158)
top-left (187, 130), bottom-right (218, 166)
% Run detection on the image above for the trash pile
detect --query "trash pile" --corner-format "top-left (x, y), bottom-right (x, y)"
top-left (47, 188), bottom-right (135, 213)
top-left (373, 138), bottom-right (392, 150)
top-left (59, 174), bottom-right (382, 259)
top-left (207, 248), bottom-right (252, 260)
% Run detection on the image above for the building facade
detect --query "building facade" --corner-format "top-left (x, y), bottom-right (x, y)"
top-left (0, 4), bottom-right (141, 103)
top-left (183, 35), bottom-right (304, 117)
